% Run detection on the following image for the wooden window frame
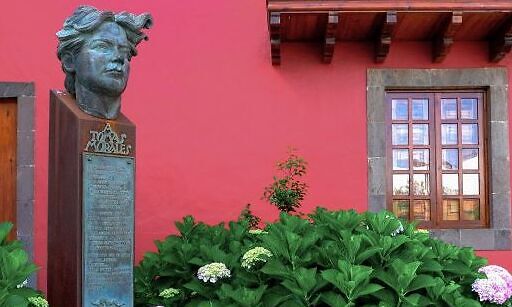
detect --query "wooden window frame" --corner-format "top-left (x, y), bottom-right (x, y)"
top-left (386, 91), bottom-right (488, 229)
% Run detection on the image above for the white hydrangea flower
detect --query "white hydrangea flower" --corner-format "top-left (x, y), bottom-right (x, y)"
top-left (159, 287), bottom-right (180, 299)
top-left (391, 221), bottom-right (404, 236)
top-left (414, 229), bottom-right (429, 234)
top-left (241, 247), bottom-right (273, 270)
top-left (386, 214), bottom-right (404, 236)
top-left (359, 220), bottom-right (370, 230)
top-left (16, 278), bottom-right (28, 288)
top-left (248, 229), bottom-right (268, 235)
top-left (27, 296), bottom-right (49, 307)
top-left (197, 262), bottom-right (231, 283)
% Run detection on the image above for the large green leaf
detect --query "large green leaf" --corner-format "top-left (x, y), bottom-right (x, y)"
top-left (355, 246), bottom-right (382, 264)
top-left (356, 283), bottom-right (384, 297)
top-left (371, 288), bottom-right (397, 305)
top-left (4, 294), bottom-right (28, 307)
top-left (402, 293), bottom-right (430, 306)
top-left (418, 259), bottom-right (442, 274)
top-left (407, 274), bottom-right (438, 293)
top-left (374, 270), bottom-right (399, 293)
top-left (219, 284), bottom-right (266, 307)
top-left (260, 259), bottom-right (292, 280)
top-left (262, 287), bottom-right (293, 307)
top-left (320, 291), bottom-right (347, 306)
top-left (392, 260), bottom-right (421, 291)
top-left (294, 268), bottom-right (317, 294)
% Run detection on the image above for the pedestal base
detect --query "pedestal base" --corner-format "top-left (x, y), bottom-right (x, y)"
top-left (48, 90), bottom-right (136, 307)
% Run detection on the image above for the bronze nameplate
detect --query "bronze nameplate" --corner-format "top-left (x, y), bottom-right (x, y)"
top-left (82, 152), bottom-right (134, 307)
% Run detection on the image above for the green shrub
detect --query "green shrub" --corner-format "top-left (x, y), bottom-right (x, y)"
top-left (262, 149), bottom-right (308, 213)
top-left (238, 204), bottom-right (261, 229)
top-left (0, 222), bottom-right (46, 307)
top-left (134, 209), bottom-right (490, 306)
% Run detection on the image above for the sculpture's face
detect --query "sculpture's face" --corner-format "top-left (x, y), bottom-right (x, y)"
top-left (74, 22), bottom-right (131, 97)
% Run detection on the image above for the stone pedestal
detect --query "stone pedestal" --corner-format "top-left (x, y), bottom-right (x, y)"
top-left (48, 90), bottom-right (135, 307)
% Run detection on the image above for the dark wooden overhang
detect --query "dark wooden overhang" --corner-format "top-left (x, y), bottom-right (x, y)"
top-left (266, 1), bottom-right (512, 64)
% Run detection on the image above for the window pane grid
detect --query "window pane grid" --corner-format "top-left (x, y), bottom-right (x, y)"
top-left (389, 95), bottom-right (436, 225)
top-left (388, 92), bottom-right (486, 228)
top-left (437, 95), bottom-right (485, 225)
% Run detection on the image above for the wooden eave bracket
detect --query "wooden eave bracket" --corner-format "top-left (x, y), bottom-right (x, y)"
top-left (323, 12), bottom-right (339, 63)
top-left (269, 12), bottom-right (281, 65)
top-left (490, 14), bottom-right (512, 63)
top-left (433, 11), bottom-right (463, 63)
top-left (375, 11), bottom-right (397, 63)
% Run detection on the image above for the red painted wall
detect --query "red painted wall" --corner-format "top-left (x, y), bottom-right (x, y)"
top-left (0, 1), bottom-right (511, 292)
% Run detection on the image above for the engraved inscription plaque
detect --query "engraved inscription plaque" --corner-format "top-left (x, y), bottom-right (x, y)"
top-left (83, 153), bottom-right (134, 307)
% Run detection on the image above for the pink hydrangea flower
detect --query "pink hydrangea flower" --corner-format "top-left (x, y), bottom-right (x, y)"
top-left (472, 265), bottom-right (512, 304)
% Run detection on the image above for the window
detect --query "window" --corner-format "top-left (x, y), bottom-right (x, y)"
top-left (367, 68), bottom-right (511, 250)
top-left (386, 92), bottom-right (486, 228)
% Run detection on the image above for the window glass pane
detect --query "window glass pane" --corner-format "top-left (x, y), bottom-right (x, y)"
top-left (442, 174), bottom-right (459, 195)
top-left (393, 200), bottom-right (409, 219)
top-left (442, 149), bottom-right (458, 170)
top-left (392, 124), bottom-right (408, 145)
top-left (443, 199), bottom-right (459, 220)
top-left (462, 149), bottom-right (479, 170)
top-left (463, 174), bottom-right (479, 195)
top-left (441, 98), bottom-right (457, 119)
top-left (441, 124), bottom-right (458, 145)
top-left (412, 149), bottom-right (429, 170)
top-left (412, 124), bottom-right (429, 145)
top-left (393, 174), bottom-right (409, 196)
top-left (461, 124), bottom-right (478, 144)
top-left (413, 174), bottom-right (430, 195)
top-left (392, 99), bottom-right (408, 120)
top-left (392, 149), bottom-right (409, 170)
top-left (461, 98), bottom-right (478, 119)
top-left (412, 99), bottom-right (428, 120)
top-left (413, 200), bottom-right (430, 221)
top-left (462, 200), bottom-right (480, 221)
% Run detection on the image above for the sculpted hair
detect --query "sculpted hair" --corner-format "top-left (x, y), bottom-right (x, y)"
top-left (56, 5), bottom-right (153, 94)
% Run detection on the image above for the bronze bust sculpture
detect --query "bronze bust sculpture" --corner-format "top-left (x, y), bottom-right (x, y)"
top-left (57, 6), bottom-right (152, 119)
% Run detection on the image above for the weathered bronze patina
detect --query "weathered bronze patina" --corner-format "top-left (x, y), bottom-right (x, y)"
top-left (82, 152), bottom-right (134, 307)
top-left (56, 6), bottom-right (152, 119)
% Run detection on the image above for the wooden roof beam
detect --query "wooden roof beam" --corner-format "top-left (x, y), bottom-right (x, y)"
top-left (375, 11), bottom-right (397, 64)
top-left (490, 15), bottom-right (512, 63)
top-left (268, 1), bottom-right (512, 12)
top-left (269, 12), bottom-right (281, 65)
top-left (433, 11), bottom-right (463, 63)
top-left (323, 12), bottom-right (339, 63)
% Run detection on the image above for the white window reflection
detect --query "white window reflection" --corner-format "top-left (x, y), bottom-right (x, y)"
top-left (461, 98), bottom-right (478, 119)
top-left (462, 149), bottom-right (478, 170)
top-left (461, 124), bottom-right (478, 144)
top-left (463, 174), bottom-right (479, 195)
top-left (442, 174), bottom-right (459, 195)
top-left (393, 149), bottom-right (409, 170)
top-left (412, 149), bottom-right (429, 170)
top-left (392, 99), bottom-right (408, 120)
top-left (413, 174), bottom-right (429, 195)
top-left (393, 174), bottom-right (409, 195)
top-left (441, 99), bottom-right (457, 119)
top-left (412, 124), bottom-right (429, 145)
top-left (392, 124), bottom-right (408, 145)
top-left (441, 124), bottom-right (457, 145)
top-left (412, 99), bottom-right (428, 120)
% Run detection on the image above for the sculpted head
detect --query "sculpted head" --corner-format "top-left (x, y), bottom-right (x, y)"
top-left (57, 6), bottom-right (152, 119)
